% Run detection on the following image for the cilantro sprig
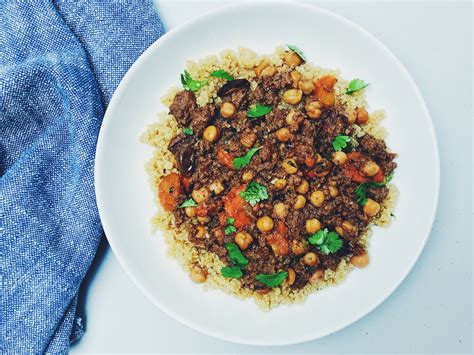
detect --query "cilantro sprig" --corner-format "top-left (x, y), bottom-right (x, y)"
top-left (179, 198), bottom-right (198, 208)
top-left (224, 217), bottom-right (237, 235)
top-left (240, 181), bottom-right (268, 206)
top-left (247, 104), bottom-right (272, 118)
top-left (355, 172), bottom-right (394, 205)
top-left (346, 79), bottom-right (369, 95)
top-left (183, 127), bottom-right (194, 135)
top-left (332, 134), bottom-right (351, 151)
top-left (233, 146), bottom-right (262, 169)
top-left (181, 70), bottom-right (208, 92)
top-left (220, 242), bottom-right (248, 279)
top-left (256, 271), bottom-right (288, 288)
top-left (211, 69), bottom-right (234, 81)
top-left (221, 266), bottom-right (243, 278)
top-left (308, 228), bottom-right (343, 255)
top-left (286, 44), bottom-right (307, 61)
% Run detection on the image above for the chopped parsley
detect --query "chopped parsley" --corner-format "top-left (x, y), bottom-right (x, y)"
top-left (183, 127), bottom-right (194, 135)
top-left (240, 181), bottom-right (268, 206)
top-left (233, 146), bottom-right (262, 169)
top-left (180, 70), bottom-right (208, 92)
top-left (332, 134), bottom-right (351, 151)
top-left (286, 44), bottom-right (307, 61)
top-left (256, 271), bottom-right (288, 288)
top-left (346, 79), bottom-right (369, 95)
top-left (355, 172), bottom-right (394, 205)
top-left (308, 228), bottom-right (343, 255)
top-left (247, 104), bottom-right (272, 118)
top-left (221, 266), bottom-right (243, 278)
top-left (178, 198), bottom-right (198, 208)
top-left (225, 242), bottom-right (249, 268)
top-left (211, 69), bottom-right (234, 81)
top-left (224, 217), bottom-right (237, 235)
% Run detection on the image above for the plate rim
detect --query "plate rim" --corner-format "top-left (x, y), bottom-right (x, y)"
top-left (94, 0), bottom-right (440, 346)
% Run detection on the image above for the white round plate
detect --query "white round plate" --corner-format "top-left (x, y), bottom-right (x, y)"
top-left (95, 1), bottom-right (439, 346)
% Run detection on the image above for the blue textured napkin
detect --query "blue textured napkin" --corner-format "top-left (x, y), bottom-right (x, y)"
top-left (1, 1), bottom-right (165, 352)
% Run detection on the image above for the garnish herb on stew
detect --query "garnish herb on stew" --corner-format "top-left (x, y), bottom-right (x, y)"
top-left (225, 242), bottom-right (249, 268)
top-left (233, 146), bottom-right (262, 169)
top-left (224, 217), bottom-right (237, 235)
top-left (355, 172), bottom-right (394, 205)
top-left (211, 69), bottom-right (234, 81)
top-left (179, 198), bottom-right (198, 208)
top-left (221, 266), bottom-right (243, 278)
top-left (332, 134), bottom-right (351, 151)
top-left (247, 104), bottom-right (272, 118)
top-left (346, 79), bottom-right (369, 95)
top-left (308, 228), bottom-right (343, 255)
top-left (180, 70), bottom-right (208, 92)
top-left (286, 44), bottom-right (307, 61)
top-left (183, 127), bottom-right (194, 135)
top-left (256, 271), bottom-right (288, 288)
top-left (240, 181), bottom-right (268, 206)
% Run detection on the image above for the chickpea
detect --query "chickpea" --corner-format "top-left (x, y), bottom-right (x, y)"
top-left (256, 288), bottom-right (270, 295)
top-left (309, 190), bottom-right (325, 207)
top-left (255, 59), bottom-right (270, 77)
top-left (342, 220), bottom-right (356, 234)
top-left (240, 132), bottom-right (256, 148)
top-left (189, 266), bottom-right (207, 283)
top-left (356, 108), bottom-right (369, 124)
top-left (192, 187), bottom-right (210, 203)
top-left (347, 109), bottom-right (357, 124)
top-left (203, 125), bottom-right (219, 143)
top-left (282, 89), bottom-right (303, 105)
top-left (195, 225), bottom-right (208, 238)
top-left (285, 109), bottom-right (303, 127)
top-left (185, 207), bottom-right (196, 218)
top-left (328, 185), bottom-right (339, 198)
top-left (291, 71), bottom-right (301, 88)
top-left (283, 51), bottom-right (303, 66)
top-left (362, 161), bottom-right (380, 177)
top-left (197, 216), bottom-right (210, 224)
top-left (257, 216), bottom-right (274, 232)
top-left (350, 251), bottom-right (369, 268)
top-left (242, 171), bottom-right (254, 182)
top-left (273, 178), bottom-right (287, 190)
top-left (234, 231), bottom-right (253, 250)
top-left (287, 268), bottom-right (296, 286)
top-left (296, 179), bottom-right (309, 194)
top-left (293, 195), bottom-right (307, 210)
top-left (209, 181), bottom-right (224, 195)
top-left (335, 226), bottom-right (344, 236)
top-left (363, 198), bottom-right (380, 217)
top-left (273, 202), bottom-right (289, 218)
top-left (309, 269), bottom-right (324, 283)
top-left (260, 65), bottom-right (276, 77)
top-left (305, 100), bottom-right (322, 119)
top-left (303, 252), bottom-right (319, 267)
top-left (305, 218), bottom-right (321, 234)
top-left (275, 127), bottom-right (291, 142)
top-left (282, 158), bottom-right (298, 174)
top-left (332, 151), bottom-right (348, 165)
top-left (220, 102), bottom-right (236, 119)
top-left (291, 239), bottom-right (307, 255)
top-left (298, 80), bottom-right (314, 94)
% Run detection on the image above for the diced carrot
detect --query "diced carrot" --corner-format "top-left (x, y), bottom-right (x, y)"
top-left (372, 168), bottom-right (385, 183)
top-left (314, 75), bottom-right (337, 107)
top-left (342, 152), bottom-right (368, 183)
top-left (223, 185), bottom-right (252, 228)
top-left (216, 148), bottom-right (234, 169)
top-left (266, 222), bottom-right (289, 256)
top-left (158, 173), bottom-right (182, 211)
top-left (181, 176), bottom-right (192, 193)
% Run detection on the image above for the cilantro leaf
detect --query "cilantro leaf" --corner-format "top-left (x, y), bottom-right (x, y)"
top-left (179, 198), bottom-right (198, 208)
top-left (225, 242), bottom-right (249, 268)
top-left (183, 127), bottom-right (194, 135)
top-left (221, 266), bottom-right (243, 278)
top-left (180, 70), bottom-right (208, 92)
top-left (211, 69), bottom-right (234, 81)
top-left (247, 104), bottom-right (272, 118)
top-left (332, 134), bottom-right (351, 151)
top-left (233, 146), bottom-right (262, 169)
top-left (346, 79), bottom-right (369, 95)
top-left (226, 217), bottom-right (235, 225)
top-left (286, 44), bottom-right (307, 61)
top-left (308, 228), bottom-right (343, 255)
top-left (256, 271), bottom-right (288, 288)
top-left (355, 172), bottom-right (394, 206)
top-left (224, 225), bottom-right (237, 235)
top-left (239, 181), bottom-right (268, 206)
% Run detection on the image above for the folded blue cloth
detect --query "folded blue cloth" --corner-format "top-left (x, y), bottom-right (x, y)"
top-left (1, 1), bottom-right (165, 352)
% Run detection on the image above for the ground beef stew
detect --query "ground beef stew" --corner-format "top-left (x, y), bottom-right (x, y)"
top-left (157, 49), bottom-right (397, 292)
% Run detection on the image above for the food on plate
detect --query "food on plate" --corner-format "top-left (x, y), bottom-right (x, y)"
top-left (142, 45), bottom-right (398, 309)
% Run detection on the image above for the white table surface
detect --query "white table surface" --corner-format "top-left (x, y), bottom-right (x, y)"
top-left (71, 1), bottom-right (473, 353)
